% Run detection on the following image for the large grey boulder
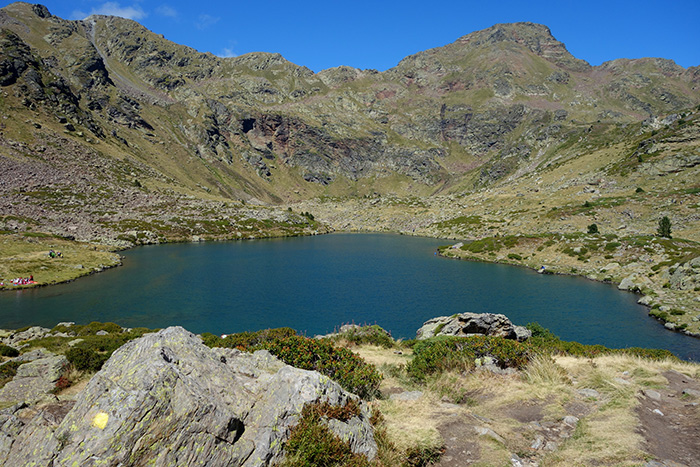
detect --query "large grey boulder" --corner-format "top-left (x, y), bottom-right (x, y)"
top-left (0, 326), bottom-right (377, 466)
top-left (0, 353), bottom-right (67, 406)
top-left (416, 312), bottom-right (531, 341)
top-left (668, 259), bottom-right (700, 291)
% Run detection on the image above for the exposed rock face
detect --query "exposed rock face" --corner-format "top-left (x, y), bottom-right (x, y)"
top-left (667, 257), bottom-right (700, 291)
top-left (0, 353), bottom-right (66, 405)
top-left (416, 312), bottom-right (531, 341)
top-left (0, 327), bottom-right (377, 466)
top-left (0, 326), bottom-right (51, 347)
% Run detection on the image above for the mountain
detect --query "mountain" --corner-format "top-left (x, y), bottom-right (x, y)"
top-left (0, 2), bottom-right (699, 246)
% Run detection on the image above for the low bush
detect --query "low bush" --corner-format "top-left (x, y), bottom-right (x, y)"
top-left (334, 325), bottom-right (395, 349)
top-left (26, 326), bottom-right (153, 358)
top-left (57, 326), bottom-right (153, 373)
top-left (51, 321), bottom-right (123, 336)
top-left (407, 335), bottom-right (531, 381)
top-left (204, 329), bottom-right (382, 399)
top-left (525, 323), bottom-right (676, 360)
top-left (257, 336), bottom-right (382, 399)
top-left (0, 360), bottom-right (22, 389)
top-left (76, 322), bottom-right (123, 336)
top-left (280, 401), bottom-right (371, 467)
top-left (0, 344), bottom-right (19, 357)
top-left (65, 347), bottom-right (109, 372)
top-left (649, 310), bottom-right (670, 321)
top-left (201, 327), bottom-right (296, 349)
top-left (604, 242), bottom-right (621, 251)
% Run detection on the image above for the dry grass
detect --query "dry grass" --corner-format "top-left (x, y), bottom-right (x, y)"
top-left (352, 345), bottom-right (412, 368)
top-left (539, 354), bottom-right (693, 466)
top-left (354, 343), bottom-right (700, 466)
top-left (523, 355), bottom-right (571, 391)
top-left (375, 394), bottom-right (448, 454)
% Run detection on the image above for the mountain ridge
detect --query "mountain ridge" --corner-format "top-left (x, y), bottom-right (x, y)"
top-left (0, 1), bottom-right (698, 243)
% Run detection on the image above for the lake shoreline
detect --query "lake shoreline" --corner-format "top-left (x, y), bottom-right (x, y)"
top-left (435, 245), bottom-right (700, 341)
top-left (0, 229), bottom-right (330, 292)
top-left (3, 228), bottom-right (699, 347)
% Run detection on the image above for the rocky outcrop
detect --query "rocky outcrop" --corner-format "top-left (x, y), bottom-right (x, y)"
top-left (0, 326), bottom-right (51, 347)
top-left (0, 327), bottom-right (377, 466)
top-left (416, 312), bottom-right (531, 341)
top-left (667, 257), bottom-right (700, 291)
top-left (0, 353), bottom-right (67, 405)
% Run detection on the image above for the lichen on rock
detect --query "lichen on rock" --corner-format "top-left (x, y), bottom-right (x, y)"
top-left (416, 312), bottom-right (532, 341)
top-left (0, 326), bottom-right (377, 466)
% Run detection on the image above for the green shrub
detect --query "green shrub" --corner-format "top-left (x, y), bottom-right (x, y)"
top-left (201, 327), bottom-right (296, 349)
top-left (407, 336), bottom-right (531, 381)
top-left (77, 322), bottom-right (123, 336)
top-left (604, 242), bottom-right (621, 251)
top-left (65, 347), bottom-right (109, 372)
top-left (334, 325), bottom-right (395, 349)
top-left (280, 401), bottom-right (370, 467)
top-left (525, 323), bottom-right (676, 360)
top-left (257, 336), bottom-right (382, 399)
top-left (669, 309), bottom-right (685, 316)
top-left (205, 329), bottom-right (382, 399)
top-left (0, 344), bottom-right (19, 357)
top-left (0, 360), bottom-right (22, 388)
top-left (649, 310), bottom-right (670, 321)
top-left (526, 322), bottom-right (556, 340)
top-left (587, 224), bottom-right (599, 234)
top-left (507, 253), bottom-right (522, 261)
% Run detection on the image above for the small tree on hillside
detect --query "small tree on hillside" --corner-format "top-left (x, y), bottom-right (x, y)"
top-left (587, 224), bottom-right (599, 234)
top-left (657, 216), bottom-right (672, 238)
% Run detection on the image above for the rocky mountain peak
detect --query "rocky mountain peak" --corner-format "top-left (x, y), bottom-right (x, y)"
top-left (1, 2), bottom-right (51, 20)
top-left (457, 22), bottom-right (591, 71)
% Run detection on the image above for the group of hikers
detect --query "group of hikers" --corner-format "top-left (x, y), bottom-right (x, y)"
top-left (1, 275), bottom-right (36, 286)
top-left (0, 250), bottom-right (65, 287)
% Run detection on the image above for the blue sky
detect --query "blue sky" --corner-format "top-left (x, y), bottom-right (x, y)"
top-left (4, 0), bottom-right (699, 72)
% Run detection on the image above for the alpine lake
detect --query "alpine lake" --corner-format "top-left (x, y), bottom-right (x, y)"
top-left (1, 233), bottom-right (699, 361)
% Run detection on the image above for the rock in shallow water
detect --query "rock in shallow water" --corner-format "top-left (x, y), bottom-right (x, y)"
top-left (0, 326), bottom-right (377, 466)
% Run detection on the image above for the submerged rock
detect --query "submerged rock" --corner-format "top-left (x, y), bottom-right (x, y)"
top-left (416, 312), bottom-right (531, 341)
top-left (0, 327), bottom-right (376, 466)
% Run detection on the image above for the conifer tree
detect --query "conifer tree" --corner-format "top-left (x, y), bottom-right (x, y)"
top-left (657, 216), bottom-right (672, 238)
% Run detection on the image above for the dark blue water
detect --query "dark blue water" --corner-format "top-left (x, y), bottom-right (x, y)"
top-left (1, 233), bottom-right (698, 361)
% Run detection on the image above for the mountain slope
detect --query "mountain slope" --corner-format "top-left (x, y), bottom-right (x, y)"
top-left (0, 2), bottom-right (698, 246)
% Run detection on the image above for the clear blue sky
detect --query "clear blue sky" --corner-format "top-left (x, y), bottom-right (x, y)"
top-left (4, 0), bottom-right (699, 72)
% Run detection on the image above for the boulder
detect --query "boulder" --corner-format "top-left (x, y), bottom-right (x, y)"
top-left (0, 353), bottom-right (67, 405)
top-left (0, 326), bottom-right (51, 347)
top-left (0, 327), bottom-right (377, 466)
top-left (618, 274), bottom-right (640, 291)
top-left (668, 261), bottom-right (700, 291)
top-left (416, 312), bottom-right (531, 341)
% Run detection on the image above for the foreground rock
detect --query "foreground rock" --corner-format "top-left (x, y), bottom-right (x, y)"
top-left (416, 312), bottom-right (531, 341)
top-left (0, 352), bottom-right (66, 406)
top-left (0, 327), bottom-right (376, 466)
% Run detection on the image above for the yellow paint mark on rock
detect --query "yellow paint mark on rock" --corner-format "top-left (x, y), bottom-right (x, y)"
top-left (92, 412), bottom-right (109, 429)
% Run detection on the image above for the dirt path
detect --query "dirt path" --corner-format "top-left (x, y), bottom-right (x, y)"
top-left (636, 370), bottom-right (700, 467)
